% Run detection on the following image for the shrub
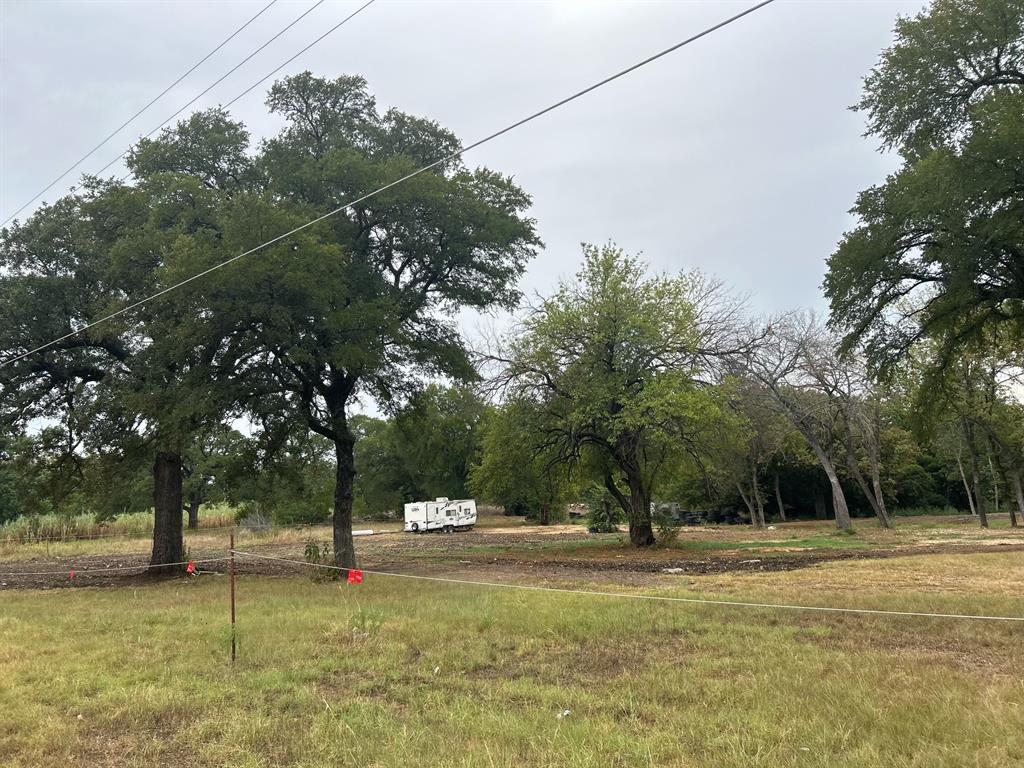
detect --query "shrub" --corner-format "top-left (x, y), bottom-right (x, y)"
top-left (303, 540), bottom-right (337, 583)
top-left (583, 484), bottom-right (621, 533)
top-left (653, 505), bottom-right (682, 547)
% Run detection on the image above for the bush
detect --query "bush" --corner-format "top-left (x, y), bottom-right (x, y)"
top-left (303, 540), bottom-right (337, 583)
top-left (270, 499), bottom-right (330, 525)
top-left (653, 505), bottom-right (682, 547)
top-left (583, 484), bottom-right (621, 533)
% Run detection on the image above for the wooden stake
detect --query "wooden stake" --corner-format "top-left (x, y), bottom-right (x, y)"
top-left (229, 530), bottom-right (236, 664)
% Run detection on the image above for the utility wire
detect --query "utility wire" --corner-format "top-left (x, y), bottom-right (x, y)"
top-left (112, 0), bottom-right (378, 184)
top-left (229, 1), bottom-right (376, 113)
top-left (230, 550), bottom-right (1024, 624)
top-left (87, 0), bottom-right (330, 183)
top-left (1, 1), bottom-right (278, 227)
top-left (0, 0), bottom-right (775, 369)
top-left (2, 0), bottom-right (329, 231)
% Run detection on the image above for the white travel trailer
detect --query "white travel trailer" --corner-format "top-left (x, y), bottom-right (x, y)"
top-left (403, 497), bottom-right (477, 533)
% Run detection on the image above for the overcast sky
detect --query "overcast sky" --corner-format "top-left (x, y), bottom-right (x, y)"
top-left (1, 0), bottom-right (923, 326)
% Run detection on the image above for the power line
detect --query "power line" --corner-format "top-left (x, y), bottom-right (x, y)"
top-left (86, 0), bottom-right (330, 183)
top-left (2, 0), bottom-right (331, 231)
top-left (230, 550), bottom-right (1024, 624)
top-left (1, 1), bottom-right (279, 227)
top-left (0, 0), bottom-right (776, 369)
top-left (223, 0), bottom-right (378, 112)
top-left (111, 0), bottom-right (378, 185)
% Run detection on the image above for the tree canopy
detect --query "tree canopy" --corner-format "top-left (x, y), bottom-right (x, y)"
top-left (826, 0), bottom-right (1024, 374)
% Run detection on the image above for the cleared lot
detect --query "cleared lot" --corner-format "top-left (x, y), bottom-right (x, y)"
top-left (2, 517), bottom-right (1023, 766)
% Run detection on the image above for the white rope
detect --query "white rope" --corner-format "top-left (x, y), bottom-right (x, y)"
top-left (230, 549), bottom-right (1024, 624)
top-left (0, 556), bottom-right (230, 578)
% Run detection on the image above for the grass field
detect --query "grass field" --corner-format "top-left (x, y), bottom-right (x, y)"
top-left (1, 521), bottom-right (1022, 767)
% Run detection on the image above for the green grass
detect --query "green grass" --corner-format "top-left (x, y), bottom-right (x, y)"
top-left (1, 553), bottom-right (1022, 767)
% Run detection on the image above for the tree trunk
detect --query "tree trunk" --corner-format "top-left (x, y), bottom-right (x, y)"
top-left (813, 488), bottom-right (827, 520)
top-left (965, 431), bottom-right (988, 529)
top-left (843, 433), bottom-right (893, 529)
top-left (1007, 468), bottom-right (1023, 529)
top-left (332, 420), bottom-right (358, 569)
top-left (627, 473), bottom-right (655, 546)
top-left (956, 449), bottom-right (976, 515)
top-left (773, 473), bottom-right (786, 522)
top-left (605, 452), bottom-right (655, 547)
top-left (988, 454), bottom-right (1000, 513)
top-left (865, 429), bottom-right (893, 529)
top-left (539, 503), bottom-right (551, 525)
top-left (187, 496), bottom-right (200, 530)
top-left (737, 482), bottom-right (758, 527)
top-left (150, 451), bottom-right (185, 574)
top-left (805, 438), bottom-right (852, 531)
top-left (751, 465), bottom-right (766, 528)
top-left (870, 466), bottom-right (893, 528)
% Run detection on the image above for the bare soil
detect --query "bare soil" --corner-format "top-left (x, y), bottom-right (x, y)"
top-left (2, 523), bottom-right (1021, 591)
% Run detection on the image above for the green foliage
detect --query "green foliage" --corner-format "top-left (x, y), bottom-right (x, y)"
top-left (303, 540), bottom-right (337, 583)
top-left (855, 0), bottom-right (1023, 154)
top-left (351, 386), bottom-right (489, 518)
top-left (582, 483), bottom-right (621, 533)
top-left (469, 398), bottom-right (573, 521)
top-left (0, 466), bottom-right (25, 525)
top-left (651, 505), bottom-right (682, 547)
top-left (499, 243), bottom-right (737, 544)
top-left (827, 0), bottom-right (1024, 372)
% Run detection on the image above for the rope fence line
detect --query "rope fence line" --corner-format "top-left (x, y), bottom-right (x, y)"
top-left (229, 549), bottom-right (1024, 624)
top-left (0, 557), bottom-right (230, 578)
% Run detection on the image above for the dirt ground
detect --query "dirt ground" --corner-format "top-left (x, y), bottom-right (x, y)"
top-left (2, 518), bottom-right (1022, 591)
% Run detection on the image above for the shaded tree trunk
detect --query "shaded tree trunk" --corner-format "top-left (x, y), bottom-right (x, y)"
top-left (773, 473), bottom-right (786, 522)
top-left (845, 448), bottom-right (893, 529)
top-left (737, 483), bottom-right (758, 527)
top-left (964, 422), bottom-right (988, 528)
top-left (627, 488), bottom-right (655, 546)
top-left (751, 466), bottom-right (766, 528)
top-left (333, 422), bottom-right (358, 569)
top-left (869, 465), bottom-right (892, 528)
top-left (604, 469), bottom-right (654, 547)
top-left (805, 438), bottom-right (852, 531)
top-left (1007, 468), bottom-right (1023, 529)
top-left (956, 449), bottom-right (977, 515)
top-left (813, 488), bottom-right (827, 520)
top-left (150, 451), bottom-right (185, 574)
top-left (539, 503), bottom-right (551, 525)
top-left (187, 495), bottom-right (201, 531)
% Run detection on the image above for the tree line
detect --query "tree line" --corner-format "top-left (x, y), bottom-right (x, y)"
top-left (1, 0), bottom-right (1021, 565)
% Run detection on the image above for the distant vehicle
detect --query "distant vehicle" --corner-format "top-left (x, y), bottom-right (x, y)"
top-left (404, 497), bottom-right (477, 533)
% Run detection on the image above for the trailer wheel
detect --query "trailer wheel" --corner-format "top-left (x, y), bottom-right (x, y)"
top-left (444, 525), bottom-right (455, 534)
top-left (411, 522), bottom-right (419, 533)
